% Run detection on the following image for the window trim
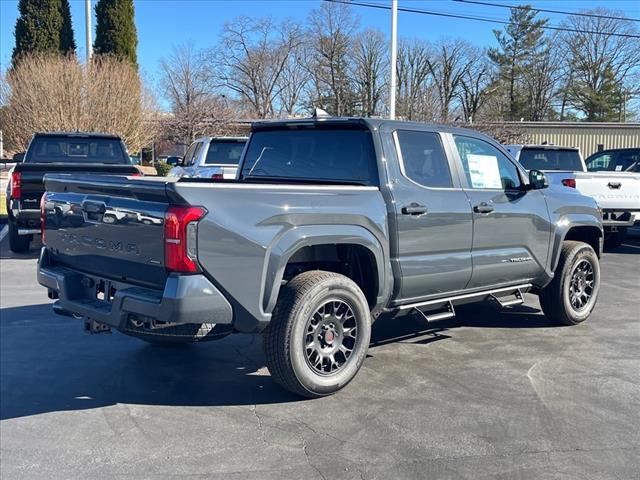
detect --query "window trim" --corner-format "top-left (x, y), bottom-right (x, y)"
top-left (451, 134), bottom-right (525, 192)
top-left (392, 130), bottom-right (459, 191)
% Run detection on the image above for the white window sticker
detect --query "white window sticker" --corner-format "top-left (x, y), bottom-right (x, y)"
top-left (466, 154), bottom-right (502, 189)
top-left (615, 165), bottom-right (623, 171)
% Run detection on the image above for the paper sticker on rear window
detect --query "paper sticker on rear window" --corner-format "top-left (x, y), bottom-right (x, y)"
top-left (466, 154), bottom-right (502, 189)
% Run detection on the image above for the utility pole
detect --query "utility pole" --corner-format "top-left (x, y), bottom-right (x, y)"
top-left (389, 0), bottom-right (398, 120)
top-left (85, 0), bottom-right (93, 61)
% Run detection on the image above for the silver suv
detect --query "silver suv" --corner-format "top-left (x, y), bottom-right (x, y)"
top-left (169, 136), bottom-right (247, 179)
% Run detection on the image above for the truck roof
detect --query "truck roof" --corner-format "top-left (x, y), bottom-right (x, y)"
top-left (32, 131), bottom-right (122, 139)
top-left (251, 117), bottom-right (498, 142)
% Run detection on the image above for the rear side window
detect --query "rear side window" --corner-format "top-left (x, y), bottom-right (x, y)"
top-left (241, 128), bottom-right (378, 186)
top-left (586, 152), bottom-right (615, 171)
top-left (26, 137), bottom-right (126, 164)
top-left (518, 148), bottom-right (583, 171)
top-left (205, 141), bottom-right (245, 165)
top-left (396, 130), bottom-right (452, 188)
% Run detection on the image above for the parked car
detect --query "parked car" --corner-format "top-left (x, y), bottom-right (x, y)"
top-left (585, 148), bottom-right (640, 173)
top-left (39, 118), bottom-right (603, 398)
top-left (168, 137), bottom-right (247, 179)
top-left (5, 132), bottom-right (141, 253)
top-left (506, 144), bottom-right (640, 247)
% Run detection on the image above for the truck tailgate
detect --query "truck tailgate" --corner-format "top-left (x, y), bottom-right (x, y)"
top-left (43, 175), bottom-right (179, 288)
top-left (574, 172), bottom-right (640, 210)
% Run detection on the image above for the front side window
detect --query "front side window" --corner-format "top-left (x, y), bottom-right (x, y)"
top-left (454, 135), bottom-right (522, 190)
top-left (241, 127), bottom-right (378, 185)
top-left (586, 152), bottom-right (614, 172)
top-left (396, 130), bottom-right (453, 188)
top-left (182, 143), bottom-right (198, 167)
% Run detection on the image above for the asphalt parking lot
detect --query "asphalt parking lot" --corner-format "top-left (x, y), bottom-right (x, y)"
top-left (1, 227), bottom-right (639, 479)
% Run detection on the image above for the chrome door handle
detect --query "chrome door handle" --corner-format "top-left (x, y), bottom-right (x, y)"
top-left (401, 203), bottom-right (428, 215)
top-left (473, 202), bottom-right (494, 214)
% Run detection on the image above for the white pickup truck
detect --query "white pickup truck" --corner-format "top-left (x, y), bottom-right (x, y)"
top-left (506, 144), bottom-right (640, 247)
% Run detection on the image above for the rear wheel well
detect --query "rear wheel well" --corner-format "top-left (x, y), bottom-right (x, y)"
top-left (283, 244), bottom-right (379, 308)
top-left (564, 226), bottom-right (602, 257)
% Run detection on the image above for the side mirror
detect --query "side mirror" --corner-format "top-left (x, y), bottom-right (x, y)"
top-left (528, 169), bottom-right (548, 190)
top-left (13, 152), bottom-right (25, 163)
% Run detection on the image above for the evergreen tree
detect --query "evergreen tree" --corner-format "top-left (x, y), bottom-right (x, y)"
top-left (60, 0), bottom-right (76, 54)
top-left (12, 0), bottom-right (76, 63)
top-left (488, 5), bottom-right (548, 120)
top-left (94, 0), bottom-right (138, 65)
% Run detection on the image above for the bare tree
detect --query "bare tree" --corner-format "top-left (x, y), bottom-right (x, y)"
top-left (561, 9), bottom-right (640, 120)
top-left (216, 17), bottom-right (304, 118)
top-left (306, 1), bottom-right (358, 115)
top-left (426, 39), bottom-right (475, 122)
top-left (395, 39), bottom-right (433, 121)
top-left (458, 51), bottom-right (493, 122)
top-left (4, 53), bottom-right (156, 152)
top-left (159, 43), bottom-right (231, 144)
top-left (276, 43), bottom-right (311, 116)
top-left (351, 28), bottom-right (387, 117)
top-left (522, 38), bottom-right (563, 121)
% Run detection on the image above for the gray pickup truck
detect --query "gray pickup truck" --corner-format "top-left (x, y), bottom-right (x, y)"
top-left (38, 118), bottom-right (603, 398)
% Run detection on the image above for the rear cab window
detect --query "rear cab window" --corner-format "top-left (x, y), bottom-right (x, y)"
top-left (240, 126), bottom-right (379, 186)
top-left (205, 141), bottom-right (245, 165)
top-left (26, 136), bottom-right (127, 164)
top-left (518, 148), bottom-right (582, 171)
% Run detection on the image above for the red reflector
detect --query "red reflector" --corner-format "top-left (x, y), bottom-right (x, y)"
top-left (10, 171), bottom-right (21, 199)
top-left (164, 206), bottom-right (206, 273)
top-left (211, 173), bottom-right (224, 180)
top-left (130, 172), bottom-right (142, 177)
top-left (40, 194), bottom-right (46, 244)
top-left (561, 178), bottom-right (576, 188)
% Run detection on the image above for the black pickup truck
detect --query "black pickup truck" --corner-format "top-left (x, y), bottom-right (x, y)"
top-left (6, 132), bottom-right (140, 253)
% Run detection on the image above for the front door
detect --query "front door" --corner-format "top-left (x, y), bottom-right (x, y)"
top-left (449, 134), bottom-right (551, 289)
top-left (385, 127), bottom-right (473, 303)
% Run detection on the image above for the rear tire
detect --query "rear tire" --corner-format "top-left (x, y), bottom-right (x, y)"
top-left (604, 227), bottom-right (627, 249)
top-left (539, 241), bottom-right (600, 326)
top-left (263, 271), bottom-right (371, 398)
top-left (8, 221), bottom-right (30, 253)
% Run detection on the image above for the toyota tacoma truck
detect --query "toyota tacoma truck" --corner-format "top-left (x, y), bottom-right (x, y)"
top-left (38, 118), bottom-right (603, 398)
top-left (506, 144), bottom-right (640, 247)
top-left (6, 132), bottom-right (141, 253)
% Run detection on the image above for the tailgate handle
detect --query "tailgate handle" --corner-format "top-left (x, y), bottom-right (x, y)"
top-left (607, 182), bottom-right (622, 189)
top-left (81, 200), bottom-right (106, 214)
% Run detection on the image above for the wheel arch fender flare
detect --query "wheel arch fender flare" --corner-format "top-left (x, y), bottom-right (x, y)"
top-left (550, 215), bottom-right (603, 273)
top-left (261, 224), bottom-right (392, 315)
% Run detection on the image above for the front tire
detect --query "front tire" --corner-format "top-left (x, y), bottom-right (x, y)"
top-left (263, 271), bottom-right (371, 398)
top-left (8, 221), bottom-right (30, 253)
top-left (539, 241), bottom-right (600, 325)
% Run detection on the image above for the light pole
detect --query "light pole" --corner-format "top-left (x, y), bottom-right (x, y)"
top-left (389, 0), bottom-right (398, 120)
top-left (85, 0), bottom-right (93, 61)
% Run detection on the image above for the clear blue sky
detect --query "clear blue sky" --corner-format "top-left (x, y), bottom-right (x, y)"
top-left (2, 0), bottom-right (638, 87)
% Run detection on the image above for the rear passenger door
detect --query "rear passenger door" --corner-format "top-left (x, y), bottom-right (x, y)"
top-left (386, 127), bottom-right (473, 303)
top-left (449, 134), bottom-right (551, 289)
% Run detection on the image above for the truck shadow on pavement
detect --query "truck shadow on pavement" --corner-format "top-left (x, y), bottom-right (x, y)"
top-left (1, 300), bottom-right (556, 421)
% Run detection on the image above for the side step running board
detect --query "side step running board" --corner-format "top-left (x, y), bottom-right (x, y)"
top-left (491, 289), bottom-right (524, 308)
top-left (414, 301), bottom-right (456, 323)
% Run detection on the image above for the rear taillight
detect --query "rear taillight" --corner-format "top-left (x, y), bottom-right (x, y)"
top-left (164, 206), bottom-right (206, 273)
top-left (10, 171), bottom-right (21, 199)
top-left (130, 172), bottom-right (142, 177)
top-left (211, 173), bottom-right (224, 180)
top-left (561, 178), bottom-right (576, 188)
top-left (40, 194), bottom-right (46, 244)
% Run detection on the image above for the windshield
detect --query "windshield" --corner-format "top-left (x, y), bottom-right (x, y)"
top-left (204, 141), bottom-right (245, 165)
top-left (518, 148), bottom-right (582, 171)
top-left (240, 127), bottom-right (378, 186)
top-left (26, 136), bottom-right (127, 164)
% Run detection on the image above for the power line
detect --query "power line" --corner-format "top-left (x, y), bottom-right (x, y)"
top-left (453, 0), bottom-right (640, 23)
top-left (323, 0), bottom-right (640, 39)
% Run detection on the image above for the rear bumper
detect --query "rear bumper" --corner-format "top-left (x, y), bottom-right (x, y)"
top-left (37, 248), bottom-right (233, 329)
top-left (601, 210), bottom-right (637, 228)
top-left (9, 204), bottom-right (41, 233)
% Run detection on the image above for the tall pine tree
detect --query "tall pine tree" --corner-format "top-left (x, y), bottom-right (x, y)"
top-left (488, 5), bottom-right (547, 120)
top-left (12, 0), bottom-right (76, 64)
top-left (94, 0), bottom-right (138, 65)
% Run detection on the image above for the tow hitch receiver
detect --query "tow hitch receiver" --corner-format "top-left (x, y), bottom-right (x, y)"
top-left (84, 318), bottom-right (111, 334)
